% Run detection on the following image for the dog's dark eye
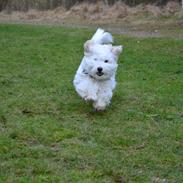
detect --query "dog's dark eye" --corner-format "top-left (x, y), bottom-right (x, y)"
top-left (94, 58), bottom-right (97, 61)
top-left (104, 60), bottom-right (109, 63)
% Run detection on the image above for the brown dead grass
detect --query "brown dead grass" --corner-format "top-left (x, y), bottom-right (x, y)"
top-left (1, 1), bottom-right (181, 21)
top-left (0, 1), bottom-right (182, 36)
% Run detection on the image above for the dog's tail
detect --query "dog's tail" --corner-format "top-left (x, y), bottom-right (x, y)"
top-left (91, 28), bottom-right (113, 44)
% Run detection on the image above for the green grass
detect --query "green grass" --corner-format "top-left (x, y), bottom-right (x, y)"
top-left (0, 24), bottom-right (182, 183)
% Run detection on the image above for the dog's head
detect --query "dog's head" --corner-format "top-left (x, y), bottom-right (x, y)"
top-left (83, 40), bottom-right (123, 80)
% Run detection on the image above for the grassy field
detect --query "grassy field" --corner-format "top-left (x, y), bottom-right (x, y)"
top-left (0, 24), bottom-right (182, 183)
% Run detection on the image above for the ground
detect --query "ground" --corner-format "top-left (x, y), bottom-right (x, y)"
top-left (0, 24), bottom-right (183, 182)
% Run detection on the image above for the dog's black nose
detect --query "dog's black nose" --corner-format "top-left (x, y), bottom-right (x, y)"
top-left (97, 67), bottom-right (103, 72)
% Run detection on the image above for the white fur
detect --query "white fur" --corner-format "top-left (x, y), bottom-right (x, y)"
top-left (91, 28), bottom-right (113, 44)
top-left (73, 28), bottom-right (123, 111)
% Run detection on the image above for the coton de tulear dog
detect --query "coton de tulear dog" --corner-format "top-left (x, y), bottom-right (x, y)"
top-left (73, 28), bottom-right (123, 111)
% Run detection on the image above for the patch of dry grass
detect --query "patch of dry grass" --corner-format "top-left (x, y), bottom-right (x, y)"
top-left (0, 1), bottom-right (182, 38)
top-left (1, 1), bottom-right (181, 21)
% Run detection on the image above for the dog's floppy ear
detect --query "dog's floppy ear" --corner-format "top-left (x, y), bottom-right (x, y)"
top-left (111, 45), bottom-right (123, 57)
top-left (84, 40), bottom-right (93, 54)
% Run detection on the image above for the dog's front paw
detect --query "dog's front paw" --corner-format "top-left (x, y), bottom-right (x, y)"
top-left (84, 94), bottom-right (97, 102)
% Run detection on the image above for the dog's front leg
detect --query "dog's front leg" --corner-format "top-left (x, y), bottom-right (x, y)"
top-left (84, 79), bottom-right (98, 101)
top-left (75, 77), bottom-right (97, 102)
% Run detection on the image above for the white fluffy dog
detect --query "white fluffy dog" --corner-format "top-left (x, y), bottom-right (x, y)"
top-left (73, 28), bottom-right (123, 111)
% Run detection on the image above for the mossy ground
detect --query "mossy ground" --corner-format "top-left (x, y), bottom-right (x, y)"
top-left (0, 24), bottom-right (182, 182)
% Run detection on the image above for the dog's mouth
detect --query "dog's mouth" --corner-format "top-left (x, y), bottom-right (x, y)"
top-left (96, 72), bottom-right (104, 76)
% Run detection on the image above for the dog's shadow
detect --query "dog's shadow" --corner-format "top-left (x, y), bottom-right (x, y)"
top-left (75, 100), bottom-right (118, 117)
top-left (70, 91), bottom-right (124, 117)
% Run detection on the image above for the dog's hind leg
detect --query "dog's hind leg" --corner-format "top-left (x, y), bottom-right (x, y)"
top-left (93, 89), bottom-right (113, 111)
